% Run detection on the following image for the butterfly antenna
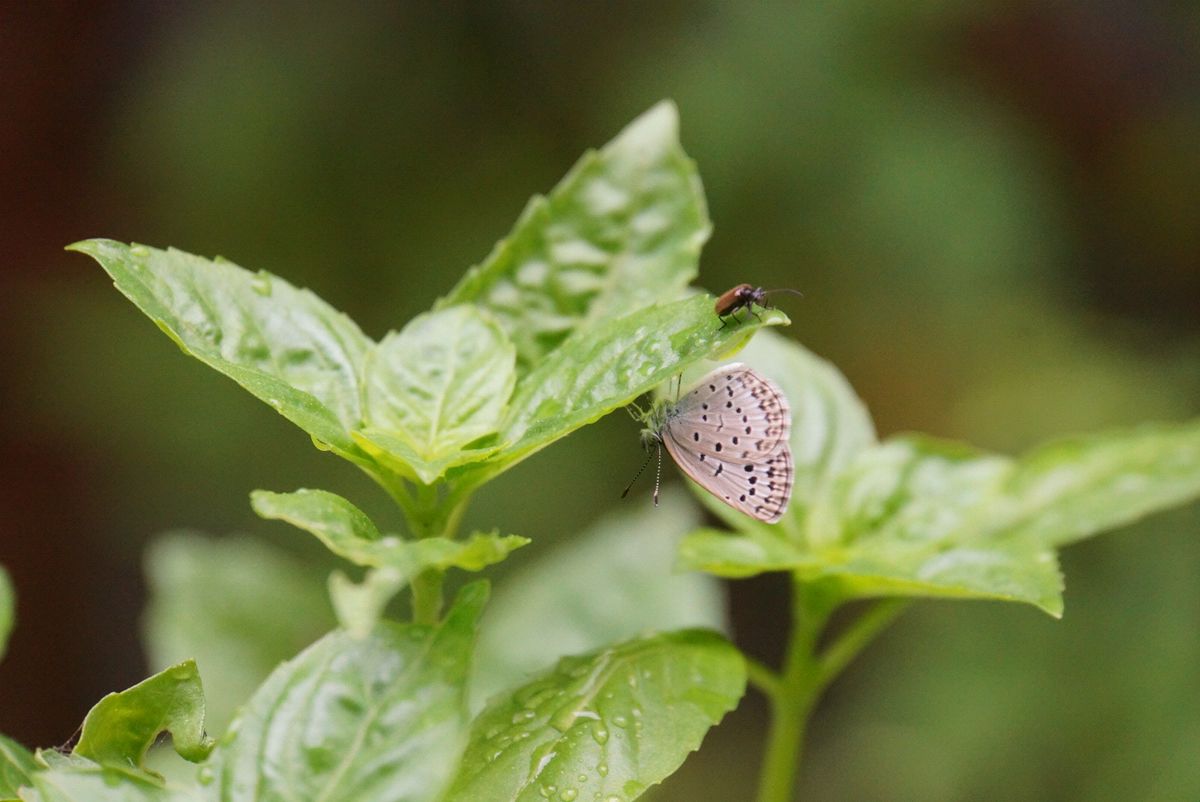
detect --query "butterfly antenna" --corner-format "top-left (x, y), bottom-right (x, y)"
top-left (652, 442), bottom-right (663, 507)
top-left (621, 449), bottom-right (654, 499)
top-left (673, 373), bottom-right (682, 402)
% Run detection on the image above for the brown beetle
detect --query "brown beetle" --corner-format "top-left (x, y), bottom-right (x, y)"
top-left (714, 284), bottom-right (802, 328)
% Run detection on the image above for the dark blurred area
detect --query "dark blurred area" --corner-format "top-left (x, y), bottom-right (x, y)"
top-left (1, 2), bottom-right (1197, 799)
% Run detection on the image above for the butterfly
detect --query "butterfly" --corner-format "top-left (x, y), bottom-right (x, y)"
top-left (623, 363), bottom-right (793, 523)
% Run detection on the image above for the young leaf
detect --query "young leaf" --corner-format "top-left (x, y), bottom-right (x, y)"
top-left (74, 660), bottom-right (214, 769)
top-left (211, 583), bottom-right (488, 802)
top-left (363, 306), bottom-right (516, 483)
top-left (251, 488), bottom-right (381, 544)
top-left (440, 101), bottom-right (710, 370)
top-left (472, 492), bottom-right (727, 706)
top-left (990, 419), bottom-right (1200, 547)
top-left (1, 734), bottom-right (37, 798)
top-left (478, 295), bottom-right (788, 481)
top-left (250, 489), bottom-right (528, 571)
top-left (326, 567), bottom-right (407, 640)
top-left (67, 240), bottom-right (371, 458)
top-left (142, 533), bottom-right (335, 733)
top-left (0, 567), bottom-right (12, 664)
top-left (442, 630), bottom-right (745, 802)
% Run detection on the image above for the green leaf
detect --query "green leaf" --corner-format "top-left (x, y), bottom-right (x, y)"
top-left (685, 419), bottom-right (1200, 615)
top-left (67, 239), bottom-right (371, 458)
top-left (472, 491), bottom-right (727, 706)
top-left (0, 567), bottom-right (12, 664)
top-left (685, 329), bottom-right (877, 541)
top-left (479, 295), bottom-right (788, 480)
top-left (443, 630), bottom-right (745, 802)
top-left (251, 488), bottom-right (526, 634)
top-left (16, 762), bottom-right (206, 802)
top-left (74, 660), bottom-right (214, 769)
top-left (0, 734), bottom-right (37, 798)
top-left (211, 583), bottom-right (488, 802)
top-left (251, 489), bottom-right (527, 571)
top-left (990, 419), bottom-right (1200, 547)
top-left (142, 533), bottom-right (335, 733)
top-left (440, 101), bottom-right (710, 371)
top-left (683, 436), bottom-right (1065, 614)
top-left (678, 527), bottom-right (815, 580)
top-left (362, 306), bottom-right (516, 483)
top-left (686, 434), bottom-right (1070, 609)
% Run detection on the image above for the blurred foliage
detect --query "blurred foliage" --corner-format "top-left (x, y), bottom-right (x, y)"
top-left (2, 1), bottom-right (1198, 799)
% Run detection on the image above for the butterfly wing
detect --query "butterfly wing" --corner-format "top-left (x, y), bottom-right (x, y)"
top-left (662, 429), bottom-right (792, 523)
top-left (661, 364), bottom-right (793, 523)
top-left (670, 363), bottom-right (790, 458)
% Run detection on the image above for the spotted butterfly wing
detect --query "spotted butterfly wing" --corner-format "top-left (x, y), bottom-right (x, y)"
top-left (659, 363), bottom-right (793, 523)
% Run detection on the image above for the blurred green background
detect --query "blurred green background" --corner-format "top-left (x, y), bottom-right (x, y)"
top-left (2, 2), bottom-right (1198, 799)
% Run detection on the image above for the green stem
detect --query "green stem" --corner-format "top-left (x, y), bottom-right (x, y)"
top-left (755, 578), bottom-right (833, 802)
top-left (755, 583), bottom-right (907, 802)
top-left (745, 657), bottom-right (782, 699)
top-left (410, 569), bottom-right (445, 625)
top-left (816, 599), bottom-right (909, 689)
top-left (404, 482), bottom-right (472, 624)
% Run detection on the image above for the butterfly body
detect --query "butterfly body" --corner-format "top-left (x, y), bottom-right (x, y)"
top-left (637, 363), bottom-right (793, 523)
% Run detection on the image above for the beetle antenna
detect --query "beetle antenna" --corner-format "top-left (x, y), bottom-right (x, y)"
top-left (762, 287), bottom-right (805, 298)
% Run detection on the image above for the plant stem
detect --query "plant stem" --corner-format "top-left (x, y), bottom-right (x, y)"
top-left (403, 483), bottom-right (471, 624)
top-left (745, 657), bottom-right (782, 699)
top-left (410, 569), bottom-right (445, 625)
top-left (816, 599), bottom-right (909, 688)
top-left (755, 582), bottom-right (906, 802)
top-left (755, 578), bottom-right (832, 802)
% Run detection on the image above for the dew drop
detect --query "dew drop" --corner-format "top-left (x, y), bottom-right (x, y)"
top-left (197, 766), bottom-right (214, 786)
top-left (612, 715), bottom-right (628, 728)
top-left (512, 709), bottom-right (536, 725)
top-left (560, 789), bottom-right (578, 801)
top-left (597, 763), bottom-right (609, 777)
top-left (590, 723), bottom-right (609, 745)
